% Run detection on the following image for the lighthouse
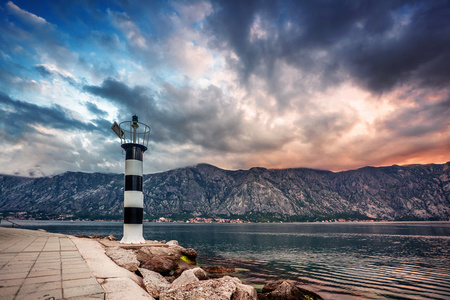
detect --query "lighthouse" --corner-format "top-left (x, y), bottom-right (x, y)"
top-left (112, 115), bottom-right (151, 244)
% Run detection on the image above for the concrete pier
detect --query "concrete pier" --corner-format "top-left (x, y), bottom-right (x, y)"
top-left (0, 227), bottom-right (153, 300)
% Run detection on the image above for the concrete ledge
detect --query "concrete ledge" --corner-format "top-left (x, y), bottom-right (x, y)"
top-left (70, 236), bottom-right (154, 300)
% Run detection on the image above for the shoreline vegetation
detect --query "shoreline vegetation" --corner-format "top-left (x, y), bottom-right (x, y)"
top-left (4, 211), bottom-right (447, 223)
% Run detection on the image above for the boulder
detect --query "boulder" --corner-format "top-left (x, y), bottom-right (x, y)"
top-left (91, 234), bottom-right (104, 239)
top-left (139, 268), bottom-right (171, 298)
top-left (172, 267), bottom-right (207, 286)
top-left (143, 245), bottom-right (181, 257)
top-left (259, 280), bottom-right (323, 300)
top-left (141, 255), bottom-right (177, 275)
top-left (202, 265), bottom-right (236, 273)
top-left (181, 248), bottom-right (197, 261)
top-left (137, 244), bottom-right (197, 262)
top-left (160, 276), bottom-right (257, 300)
top-left (233, 279), bottom-right (258, 300)
top-left (74, 234), bottom-right (91, 239)
top-left (136, 249), bottom-right (153, 264)
top-left (105, 247), bottom-right (139, 272)
top-left (172, 269), bottom-right (200, 286)
top-left (166, 240), bottom-right (179, 246)
top-left (106, 234), bottom-right (118, 241)
top-left (137, 244), bottom-right (197, 276)
top-left (192, 267), bottom-right (208, 280)
top-left (173, 261), bottom-right (197, 277)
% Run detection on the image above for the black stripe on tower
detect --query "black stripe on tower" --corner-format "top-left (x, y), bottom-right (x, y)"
top-left (125, 175), bottom-right (143, 191)
top-left (121, 143), bottom-right (147, 160)
top-left (124, 207), bottom-right (143, 224)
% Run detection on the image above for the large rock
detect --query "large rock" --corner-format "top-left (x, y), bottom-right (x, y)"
top-left (147, 244), bottom-right (197, 261)
top-left (139, 268), bottom-right (171, 298)
top-left (160, 276), bottom-right (257, 300)
top-left (192, 267), bottom-right (208, 280)
top-left (259, 280), bottom-right (323, 300)
top-left (137, 244), bottom-right (197, 276)
top-left (91, 234), bottom-right (105, 239)
top-left (174, 257), bottom-right (200, 275)
top-left (181, 248), bottom-right (197, 261)
top-left (74, 234), bottom-right (91, 239)
top-left (136, 248), bottom-right (153, 264)
top-left (172, 267), bottom-right (208, 286)
top-left (172, 269), bottom-right (199, 286)
top-left (141, 255), bottom-right (177, 275)
top-left (106, 234), bottom-right (118, 241)
top-left (141, 245), bottom-right (181, 258)
top-left (166, 240), bottom-right (179, 246)
top-left (105, 247), bottom-right (139, 272)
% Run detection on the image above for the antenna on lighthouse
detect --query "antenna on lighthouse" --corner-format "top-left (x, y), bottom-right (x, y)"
top-left (131, 115), bottom-right (139, 143)
top-left (111, 115), bottom-right (151, 244)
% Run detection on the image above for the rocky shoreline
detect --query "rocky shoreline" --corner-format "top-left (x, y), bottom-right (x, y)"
top-left (76, 234), bottom-right (323, 300)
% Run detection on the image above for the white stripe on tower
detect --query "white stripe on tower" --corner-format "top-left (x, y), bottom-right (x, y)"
top-left (121, 144), bottom-right (146, 244)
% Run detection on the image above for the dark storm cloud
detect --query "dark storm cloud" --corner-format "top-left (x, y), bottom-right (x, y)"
top-left (84, 78), bottom-right (291, 153)
top-left (344, 1), bottom-right (450, 92)
top-left (33, 64), bottom-right (78, 87)
top-left (0, 92), bottom-right (97, 136)
top-left (83, 78), bottom-right (157, 126)
top-left (84, 79), bottom-right (236, 148)
top-left (90, 31), bottom-right (123, 50)
top-left (34, 65), bottom-right (53, 77)
top-left (85, 102), bottom-right (108, 117)
top-left (206, 0), bottom-right (450, 94)
top-left (300, 111), bottom-right (358, 146)
top-left (378, 96), bottom-right (450, 137)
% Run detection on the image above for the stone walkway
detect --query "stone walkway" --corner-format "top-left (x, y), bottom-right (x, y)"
top-left (0, 227), bottom-right (104, 300)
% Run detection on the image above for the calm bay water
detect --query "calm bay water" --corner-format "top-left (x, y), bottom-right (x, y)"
top-left (6, 220), bottom-right (450, 299)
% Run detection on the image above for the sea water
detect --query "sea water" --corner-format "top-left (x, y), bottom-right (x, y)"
top-left (6, 220), bottom-right (450, 299)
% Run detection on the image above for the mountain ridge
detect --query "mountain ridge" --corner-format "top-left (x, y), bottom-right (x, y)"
top-left (1, 162), bottom-right (449, 221)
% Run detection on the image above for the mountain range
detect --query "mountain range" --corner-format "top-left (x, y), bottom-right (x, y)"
top-left (1, 162), bottom-right (449, 221)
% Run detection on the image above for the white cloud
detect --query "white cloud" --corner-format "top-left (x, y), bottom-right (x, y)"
top-left (249, 15), bottom-right (270, 42)
top-left (109, 10), bottom-right (148, 50)
top-left (163, 38), bottom-right (215, 80)
top-left (6, 1), bottom-right (48, 25)
top-left (171, 1), bottom-right (213, 26)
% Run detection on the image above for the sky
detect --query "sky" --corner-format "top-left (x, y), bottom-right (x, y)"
top-left (0, 0), bottom-right (449, 177)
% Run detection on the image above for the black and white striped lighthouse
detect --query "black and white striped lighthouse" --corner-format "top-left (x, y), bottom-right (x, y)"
top-left (112, 115), bottom-right (151, 244)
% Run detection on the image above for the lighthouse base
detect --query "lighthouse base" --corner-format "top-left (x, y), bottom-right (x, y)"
top-left (120, 224), bottom-right (145, 244)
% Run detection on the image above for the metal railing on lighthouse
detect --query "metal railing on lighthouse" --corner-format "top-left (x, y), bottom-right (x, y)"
top-left (111, 115), bottom-right (151, 244)
top-left (112, 115), bottom-right (151, 148)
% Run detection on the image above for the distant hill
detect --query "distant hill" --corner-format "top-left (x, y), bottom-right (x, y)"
top-left (1, 162), bottom-right (449, 221)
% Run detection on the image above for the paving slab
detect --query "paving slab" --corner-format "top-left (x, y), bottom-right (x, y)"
top-left (0, 227), bottom-right (106, 300)
top-left (72, 236), bottom-right (154, 299)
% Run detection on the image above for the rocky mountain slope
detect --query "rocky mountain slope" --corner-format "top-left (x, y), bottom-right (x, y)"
top-left (1, 162), bottom-right (449, 221)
